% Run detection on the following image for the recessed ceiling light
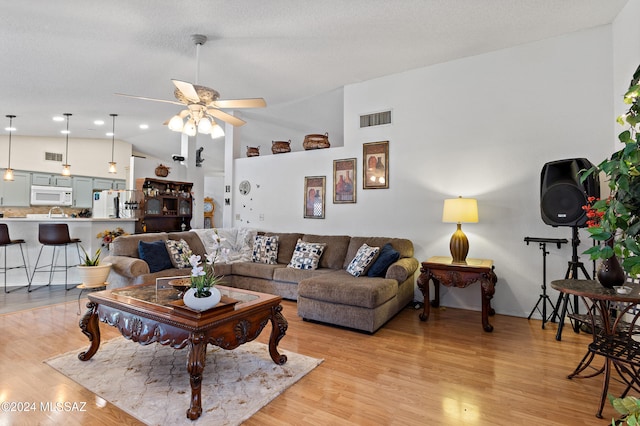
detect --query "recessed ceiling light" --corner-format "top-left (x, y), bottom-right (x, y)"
top-left (94, 120), bottom-right (105, 126)
top-left (139, 124), bottom-right (149, 129)
top-left (60, 130), bottom-right (70, 134)
top-left (106, 132), bottom-right (114, 137)
top-left (53, 116), bottom-right (64, 122)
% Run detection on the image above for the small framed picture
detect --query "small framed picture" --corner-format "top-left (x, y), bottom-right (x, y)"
top-left (333, 158), bottom-right (357, 204)
top-left (304, 176), bottom-right (326, 219)
top-left (363, 141), bottom-right (389, 189)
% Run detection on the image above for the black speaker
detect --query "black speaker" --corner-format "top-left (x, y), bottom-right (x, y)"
top-left (540, 158), bottom-right (600, 227)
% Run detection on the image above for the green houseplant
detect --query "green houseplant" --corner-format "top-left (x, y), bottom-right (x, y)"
top-left (610, 395), bottom-right (640, 425)
top-left (581, 64), bottom-right (640, 276)
top-left (181, 230), bottom-right (228, 311)
top-left (77, 246), bottom-right (112, 287)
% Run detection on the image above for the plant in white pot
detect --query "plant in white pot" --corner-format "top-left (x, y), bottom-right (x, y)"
top-left (77, 246), bottom-right (112, 288)
top-left (182, 231), bottom-right (228, 311)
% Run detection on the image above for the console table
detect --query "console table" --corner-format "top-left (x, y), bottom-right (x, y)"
top-left (417, 256), bottom-right (497, 332)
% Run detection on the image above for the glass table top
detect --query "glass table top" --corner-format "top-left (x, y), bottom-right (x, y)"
top-left (111, 284), bottom-right (259, 310)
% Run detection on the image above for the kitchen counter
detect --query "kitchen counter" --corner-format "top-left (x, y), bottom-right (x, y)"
top-left (1, 218), bottom-right (137, 289)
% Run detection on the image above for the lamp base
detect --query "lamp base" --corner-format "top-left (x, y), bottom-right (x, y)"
top-left (450, 223), bottom-right (469, 264)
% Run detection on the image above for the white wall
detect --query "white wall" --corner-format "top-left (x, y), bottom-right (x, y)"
top-left (0, 135), bottom-right (131, 180)
top-left (232, 24), bottom-right (621, 318)
top-left (613, 0), bottom-right (640, 128)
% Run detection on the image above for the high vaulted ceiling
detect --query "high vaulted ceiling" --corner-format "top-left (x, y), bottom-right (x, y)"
top-left (0, 0), bottom-right (629, 172)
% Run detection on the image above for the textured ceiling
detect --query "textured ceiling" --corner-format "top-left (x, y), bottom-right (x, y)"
top-left (0, 0), bottom-right (629, 172)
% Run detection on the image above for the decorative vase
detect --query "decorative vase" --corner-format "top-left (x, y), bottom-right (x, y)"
top-left (183, 287), bottom-right (221, 311)
top-left (77, 263), bottom-right (112, 287)
top-left (596, 239), bottom-right (626, 288)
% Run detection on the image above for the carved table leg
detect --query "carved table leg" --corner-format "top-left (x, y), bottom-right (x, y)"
top-left (430, 277), bottom-right (441, 308)
top-left (480, 274), bottom-right (496, 332)
top-left (78, 301), bottom-right (101, 361)
top-left (268, 304), bottom-right (288, 365)
top-left (417, 272), bottom-right (431, 321)
top-left (186, 333), bottom-right (207, 420)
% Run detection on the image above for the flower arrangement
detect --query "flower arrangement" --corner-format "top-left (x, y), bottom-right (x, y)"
top-left (184, 230), bottom-right (229, 298)
top-left (96, 227), bottom-right (128, 248)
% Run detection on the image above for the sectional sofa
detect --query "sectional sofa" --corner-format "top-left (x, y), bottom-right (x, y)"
top-left (104, 228), bottom-right (418, 333)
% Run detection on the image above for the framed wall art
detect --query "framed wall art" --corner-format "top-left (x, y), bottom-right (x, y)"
top-left (304, 176), bottom-right (326, 219)
top-left (333, 158), bottom-right (357, 203)
top-left (363, 141), bottom-right (389, 189)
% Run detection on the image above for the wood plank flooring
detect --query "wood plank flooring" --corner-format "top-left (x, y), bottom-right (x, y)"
top-left (0, 298), bottom-right (628, 425)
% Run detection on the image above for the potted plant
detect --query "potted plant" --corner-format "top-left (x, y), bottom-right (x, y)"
top-left (610, 395), bottom-right (640, 425)
top-left (581, 64), bottom-right (640, 277)
top-left (77, 246), bottom-right (112, 287)
top-left (182, 230), bottom-right (229, 311)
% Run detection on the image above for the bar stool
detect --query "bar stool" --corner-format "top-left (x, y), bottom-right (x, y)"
top-left (29, 223), bottom-right (81, 292)
top-left (0, 224), bottom-right (30, 293)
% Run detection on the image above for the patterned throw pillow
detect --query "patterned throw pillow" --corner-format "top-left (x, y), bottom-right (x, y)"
top-left (165, 239), bottom-right (192, 268)
top-left (346, 243), bottom-right (380, 277)
top-left (287, 239), bottom-right (327, 270)
top-left (252, 235), bottom-right (279, 264)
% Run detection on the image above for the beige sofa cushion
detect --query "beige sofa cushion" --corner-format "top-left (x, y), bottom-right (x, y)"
top-left (265, 232), bottom-right (303, 264)
top-left (231, 262), bottom-right (284, 280)
top-left (298, 270), bottom-right (398, 309)
top-left (273, 266), bottom-right (334, 284)
top-left (343, 237), bottom-right (414, 269)
top-left (302, 234), bottom-right (350, 269)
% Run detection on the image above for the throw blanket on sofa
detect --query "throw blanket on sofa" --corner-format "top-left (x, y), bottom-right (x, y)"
top-left (190, 228), bottom-right (257, 263)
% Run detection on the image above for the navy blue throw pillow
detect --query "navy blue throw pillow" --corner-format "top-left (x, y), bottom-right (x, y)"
top-left (367, 243), bottom-right (400, 277)
top-left (138, 240), bottom-right (173, 273)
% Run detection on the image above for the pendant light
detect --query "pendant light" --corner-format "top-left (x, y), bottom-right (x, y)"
top-left (61, 113), bottom-right (72, 176)
top-left (3, 115), bottom-right (16, 181)
top-left (108, 113), bottom-right (117, 174)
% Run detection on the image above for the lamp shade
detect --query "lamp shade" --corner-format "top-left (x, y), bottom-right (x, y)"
top-left (442, 197), bottom-right (478, 223)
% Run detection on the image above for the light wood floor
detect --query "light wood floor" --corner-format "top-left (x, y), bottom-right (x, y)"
top-left (0, 298), bottom-right (628, 425)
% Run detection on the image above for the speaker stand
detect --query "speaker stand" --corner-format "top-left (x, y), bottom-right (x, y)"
top-left (551, 226), bottom-right (591, 341)
top-left (524, 237), bottom-right (567, 329)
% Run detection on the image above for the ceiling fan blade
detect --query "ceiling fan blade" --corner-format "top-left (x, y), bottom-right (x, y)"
top-left (115, 93), bottom-right (184, 106)
top-left (172, 79), bottom-right (200, 103)
top-left (207, 109), bottom-right (246, 127)
top-left (210, 98), bottom-right (267, 109)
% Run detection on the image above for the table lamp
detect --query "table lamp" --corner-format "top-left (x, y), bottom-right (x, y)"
top-left (442, 196), bottom-right (478, 264)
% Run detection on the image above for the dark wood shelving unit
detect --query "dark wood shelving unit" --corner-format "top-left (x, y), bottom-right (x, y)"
top-left (135, 178), bottom-right (193, 233)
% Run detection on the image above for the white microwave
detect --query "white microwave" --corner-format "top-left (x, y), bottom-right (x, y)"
top-left (30, 185), bottom-right (73, 206)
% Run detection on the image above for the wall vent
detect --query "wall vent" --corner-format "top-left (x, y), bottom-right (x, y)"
top-left (360, 110), bottom-right (391, 128)
top-left (45, 152), bottom-right (63, 162)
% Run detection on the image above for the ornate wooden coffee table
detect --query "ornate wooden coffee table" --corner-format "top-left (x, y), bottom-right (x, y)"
top-left (78, 284), bottom-right (288, 420)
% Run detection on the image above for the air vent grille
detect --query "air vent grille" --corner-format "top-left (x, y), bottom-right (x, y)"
top-left (45, 152), bottom-right (63, 162)
top-left (360, 110), bottom-right (391, 128)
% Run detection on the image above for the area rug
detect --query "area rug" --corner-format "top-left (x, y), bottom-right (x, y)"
top-left (45, 337), bottom-right (323, 425)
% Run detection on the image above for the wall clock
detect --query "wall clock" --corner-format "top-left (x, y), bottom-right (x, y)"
top-left (239, 180), bottom-right (251, 195)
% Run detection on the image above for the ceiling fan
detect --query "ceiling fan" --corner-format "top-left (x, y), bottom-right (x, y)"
top-left (115, 34), bottom-right (266, 139)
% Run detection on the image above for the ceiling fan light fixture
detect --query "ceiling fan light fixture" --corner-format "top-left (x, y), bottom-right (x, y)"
top-left (184, 119), bottom-right (197, 137)
top-left (168, 114), bottom-right (184, 132)
top-left (210, 122), bottom-right (225, 139)
top-left (197, 116), bottom-right (212, 134)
